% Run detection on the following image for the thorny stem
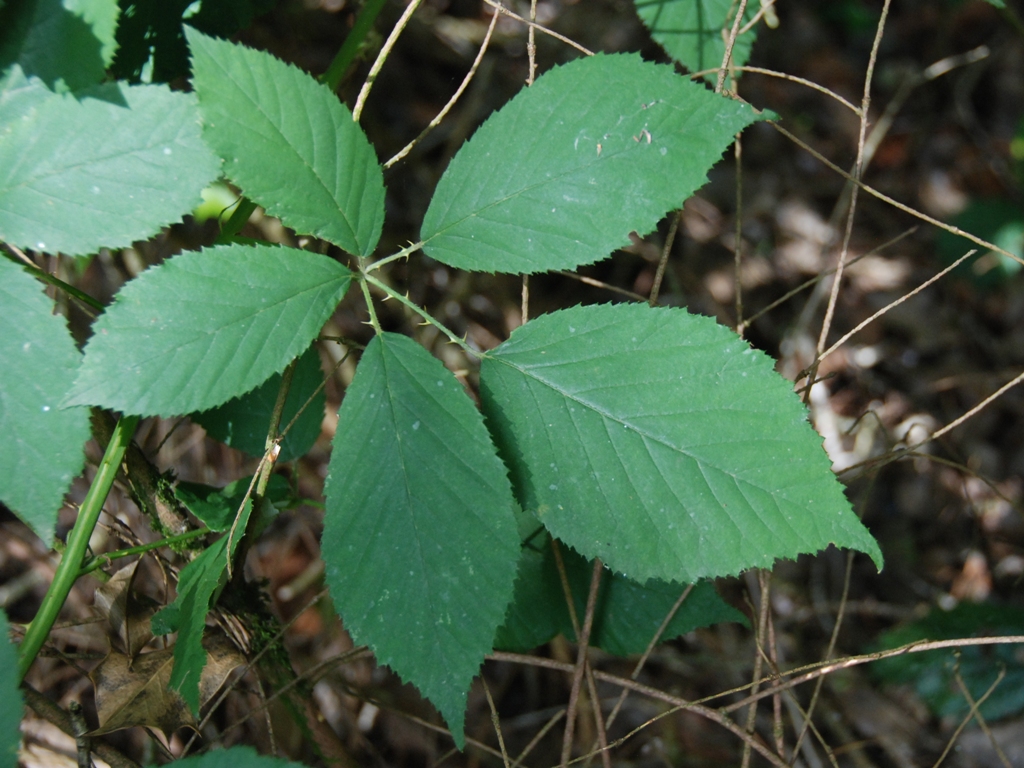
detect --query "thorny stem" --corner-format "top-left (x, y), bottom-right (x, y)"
top-left (362, 272), bottom-right (479, 356)
top-left (358, 271), bottom-right (383, 333)
top-left (365, 239), bottom-right (424, 272)
top-left (17, 414), bottom-right (139, 682)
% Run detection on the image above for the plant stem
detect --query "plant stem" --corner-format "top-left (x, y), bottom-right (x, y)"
top-left (77, 526), bottom-right (211, 577)
top-left (320, 0), bottom-right (388, 91)
top-left (217, 197), bottom-right (258, 242)
top-left (362, 272), bottom-right (479, 356)
top-left (358, 272), bottom-right (382, 333)
top-left (364, 239), bottom-right (424, 272)
top-left (17, 414), bottom-right (139, 682)
top-left (13, 259), bottom-right (104, 312)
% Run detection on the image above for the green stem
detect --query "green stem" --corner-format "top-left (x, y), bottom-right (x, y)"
top-left (320, 0), bottom-right (389, 91)
top-left (362, 272), bottom-right (479, 356)
top-left (364, 240), bottom-right (424, 272)
top-left (14, 259), bottom-right (104, 312)
top-left (77, 526), bottom-right (211, 577)
top-left (217, 197), bottom-right (259, 242)
top-left (358, 271), bottom-right (383, 333)
top-left (17, 414), bottom-right (139, 682)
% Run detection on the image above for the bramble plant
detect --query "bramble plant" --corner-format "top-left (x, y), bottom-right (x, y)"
top-left (0, 0), bottom-right (885, 763)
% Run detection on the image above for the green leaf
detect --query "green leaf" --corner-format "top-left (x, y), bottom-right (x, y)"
top-left (634, 0), bottom-right (759, 79)
top-left (66, 244), bottom-right (352, 417)
top-left (420, 53), bottom-right (764, 274)
top-left (0, 258), bottom-right (90, 544)
top-left (0, 609), bottom-right (24, 768)
top-left (151, 502), bottom-right (250, 715)
top-left (194, 344), bottom-right (326, 462)
top-left (187, 27), bottom-right (386, 256)
top-left (322, 333), bottom-right (520, 746)
top-left (0, 0), bottom-right (119, 91)
top-left (112, 0), bottom-right (276, 84)
top-left (480, 303), bottom-right (883, 583)
top-left (171, 746), bottom-right (307, 768)
top-left (0, 72), bottom-right (221, 257)
top-left (175, 474), bottom-right (291, 533)
top-left (495, 532), bottom-right (745, 654)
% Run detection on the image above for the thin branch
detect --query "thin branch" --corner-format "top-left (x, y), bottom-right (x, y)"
top-left (950, 667), bottom-right (1012, 768)
top-left (558, 270), bottom-right (647, 302)
top-left (716, 0), bottom-right (750, 94)
top-left (815, 0), bottom-right (891, 360)
top-left (353, 0), bottom-right (424, 122)
top-left (384, 7), bottom-right (500, 168)
top-left (792, 552), bottom-right (854, 759)
top-left (526, 0), bottom-right (538, 85)
top-left (692, 65), bottom-right (860, 113)
top-left (649, 209), bottom-right (681, 307)
top-left (598, 584), bottom-right (694, 741)
top-left (930, 667), bottom-right (1005, 768)
top-left (492, 651), bottom-right (787, 768)
top-left (816, 249), bottom-right (977, 366)
top-left (512, 708), bottom-right (565, 768)
top-left (741, 571), bottom-right (772, 768)
top-left (738, 227), bottom-right (916, 333)
top-left (481, 0), bottom-right (594, 56)
top-left (483, 678), bottom-right (512, 768)
top-left (733, 133), bottom-right (744, 334)
top-left (22, 683), bottom-right (140, 768)
top-left (561, 559), bottom-right (603, 766)
top-left (768, 122), bottom-right (1024, 268)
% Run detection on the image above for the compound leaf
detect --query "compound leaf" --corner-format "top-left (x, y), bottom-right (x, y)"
top-left (322, 333), bottom-right (520, 747)
top-left (0, 72), bottom-right (221, 257)
top-left (67, 244), bottom-right (352, 417)
top-left (0, 257), bottom-right (89, 544)
top-left (0, 609), bottom-right (23, 768)
top-left (194, 343), bottom-right (325, 462)
top-left (480, 303), bottom-right (883, 583)
top-left (187, 28), bottom-right (385, 256)
top-left (0, 0), bottom-right (119, 91)
top-left (420, 53), bottom-right (763, 274)
top-left (635, 0), bottom-right (759, 80)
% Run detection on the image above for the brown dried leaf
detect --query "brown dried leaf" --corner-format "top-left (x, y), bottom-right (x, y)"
top-left (90, 646), bottom-right (192, 737)
top-left (93, 560), bottom-right (157, 659)
top-left (89, 635), bottom-right (246, 737)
